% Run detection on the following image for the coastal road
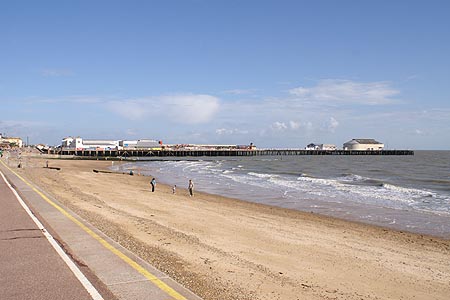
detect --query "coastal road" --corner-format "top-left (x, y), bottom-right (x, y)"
top-left (0, 160), bottom-right (202, 300)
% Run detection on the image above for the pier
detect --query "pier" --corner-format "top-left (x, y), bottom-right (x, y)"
top-left (48, 149), bottom-right (414, 158)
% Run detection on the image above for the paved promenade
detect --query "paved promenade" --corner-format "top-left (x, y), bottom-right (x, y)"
top-left (0, 160), bottom-right (201, 300)
top-left (0, 170), bottom-right (100, 299)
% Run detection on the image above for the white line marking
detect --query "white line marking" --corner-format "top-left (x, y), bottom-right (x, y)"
top-left (0, 171), bottom-right (104, 300)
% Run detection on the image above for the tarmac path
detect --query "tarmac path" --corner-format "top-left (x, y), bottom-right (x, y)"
top-left (0, 159), bottom-right (201, 300)
top-left (0, 170), bottom-right (101, 300)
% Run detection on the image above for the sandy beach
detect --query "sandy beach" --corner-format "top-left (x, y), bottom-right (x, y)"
top-left (8, 155), bottom-right (450, 300)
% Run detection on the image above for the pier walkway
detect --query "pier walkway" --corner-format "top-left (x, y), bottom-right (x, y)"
top-left (49, 149), bottom-right (414, 158)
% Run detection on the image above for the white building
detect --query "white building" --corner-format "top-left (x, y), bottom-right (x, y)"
top-left (61, 137), bottom-right (80, 148)
top-left (62, 137), bottom-right (119, 150)
top-left (305, 143), bottom-right (320, 150)
top-left (118, 139), bottom-right (161, 149)
top-left (305, 143), bottom-right (336, 150)
top-left (82, 139), bottom-right (120, 150)
top-left (343, 139), bottom-right (384, 151)
top-left (0, 134), bottom-right (23, 148)
top-left (119, 140), bottom-right (138, 149)
top-left (135, 139), bottom-right (161, 149)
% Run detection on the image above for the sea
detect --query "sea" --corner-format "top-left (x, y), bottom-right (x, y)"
top-left (112, 151), bottom-right (450, 239)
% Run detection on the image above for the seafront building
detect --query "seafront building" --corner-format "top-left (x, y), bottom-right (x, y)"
top-left (61, 137), bottom-right (162, 150)
top-left (305, 143), bottom-right (337, 150)
top-left (61, 137), bottom-right (252, 151)
top-left (305, 139), bottom-right (385, 151)
top-left (343, 139), bottom-right (384, 150)
top-left (120, 139), bottom-right (162, 149)
top-left (0, 134), bottom-right (23, 148)
top-left (62, 137), bottom-right (119, 150)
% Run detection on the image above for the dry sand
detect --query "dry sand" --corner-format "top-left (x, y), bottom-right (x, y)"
top-left (9, 155), bottom-right (450, 300)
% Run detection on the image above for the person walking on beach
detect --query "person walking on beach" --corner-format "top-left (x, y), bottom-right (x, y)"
top-left (188, 179), bottom-right (194, 197)
top-left (172, 185), bottom-right (176, 194)
top-left (150, 178), bottom-right (156, 192)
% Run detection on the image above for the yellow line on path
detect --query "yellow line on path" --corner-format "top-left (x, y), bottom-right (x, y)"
top-left (0, 160), bottom-right (187, 300)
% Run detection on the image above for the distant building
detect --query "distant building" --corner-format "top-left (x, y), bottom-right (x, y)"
top-left (321, 144), bottom-right (337, 150)
top-left (35, 144), bottom-right (50, 152)
top-left (170, 143), bottom-right (256, 150)
top-left (62, 137), bottom-right (119, 150)
top-left (119, 139), bottom-right (162, 149)
top-left (305, 143), bottom-right (336, 150)
top-left (343, 139), bottom-right (384, 151)
top-left (119, 140), bottom-right (138, 149)
top-left (135, 139), bottom-right (162, 149)
top-left (0, 134), bottom-right (23, 148)
top-left (305, 143), bottom-right (320, 150)
top-left (82, 139), bottom-right (120, 150)
top-left (60, 137), bottom-right (254, 151)
top-left (62, 137), bottom-right (82, 149)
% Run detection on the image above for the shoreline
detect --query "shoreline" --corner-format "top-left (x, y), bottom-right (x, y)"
top-left (117, 158), bottom-right (450, 240)
top-left (118, 164), bottom-right (450, 240)
top-left (87, 162), bottom-right (449, 241)
top-left (8, 155), bottom-right (450, 300)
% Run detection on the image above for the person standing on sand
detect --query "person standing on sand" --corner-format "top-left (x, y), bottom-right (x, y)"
top-left (151, 178), bottom-right (156, 192)
top-left (188, 179), bottom-right (194, 197)
top-left (172, 185), bottom-right (176, 194)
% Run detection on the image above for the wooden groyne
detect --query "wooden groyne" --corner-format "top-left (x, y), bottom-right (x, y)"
top-left (48, 149), bottom-right (414, 157)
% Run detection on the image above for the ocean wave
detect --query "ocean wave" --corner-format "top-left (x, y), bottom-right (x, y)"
top-left (296, 175), bottom-right (335, 186)
top-left (247, 172), bottom-right (280, 179)
top-left (382, 183), bottom-right (436, 198)
top-left (122, 158), bottom-right (450, 219)
top-left (336, 173), bottom-right (386, 187)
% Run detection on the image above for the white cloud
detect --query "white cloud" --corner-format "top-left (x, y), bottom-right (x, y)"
top-left (325, 117), bottom-right (339, 132)
top-left (289, 121), bottom-right (301, 130)
top-left (215, 128), bottom-right (249, 135)
top-left (162, 94), bottom-right (220, 124)
top-left (268, 120), bottom-right (316, 133)
top-left (289, 79), bottom-right (400, 105)
top-left (216, 128), bottom-right (232, 135)
top-left (106, 94), bottom-right (220, 124)
top-left (289, 87), bottom-right (309, 97)
top-left (107, 100), bottom-right (150, 120)
top-left (271, 121), bottom-right (288, 131)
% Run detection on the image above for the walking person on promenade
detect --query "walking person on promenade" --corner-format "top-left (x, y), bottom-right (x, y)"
top-left (188, 179), bottom-right (194, 197)
top-left (150, 178), bottom-right (156, 192)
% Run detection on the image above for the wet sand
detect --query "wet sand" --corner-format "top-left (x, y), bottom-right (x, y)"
top-left (9, 155), bottom-right (450, 300)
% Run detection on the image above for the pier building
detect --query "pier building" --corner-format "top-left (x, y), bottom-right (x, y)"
top-left (343, 139), bottom-right (384, 151)
top-left (305, 143), bottom-right (337, 150)
top-left (62, 137), bottom-right (119, 150)
top-left (48, 137), bottom-right (412, 157)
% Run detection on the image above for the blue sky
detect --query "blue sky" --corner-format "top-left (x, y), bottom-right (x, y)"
top-left (1, 0), bottom-right (449, 149)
